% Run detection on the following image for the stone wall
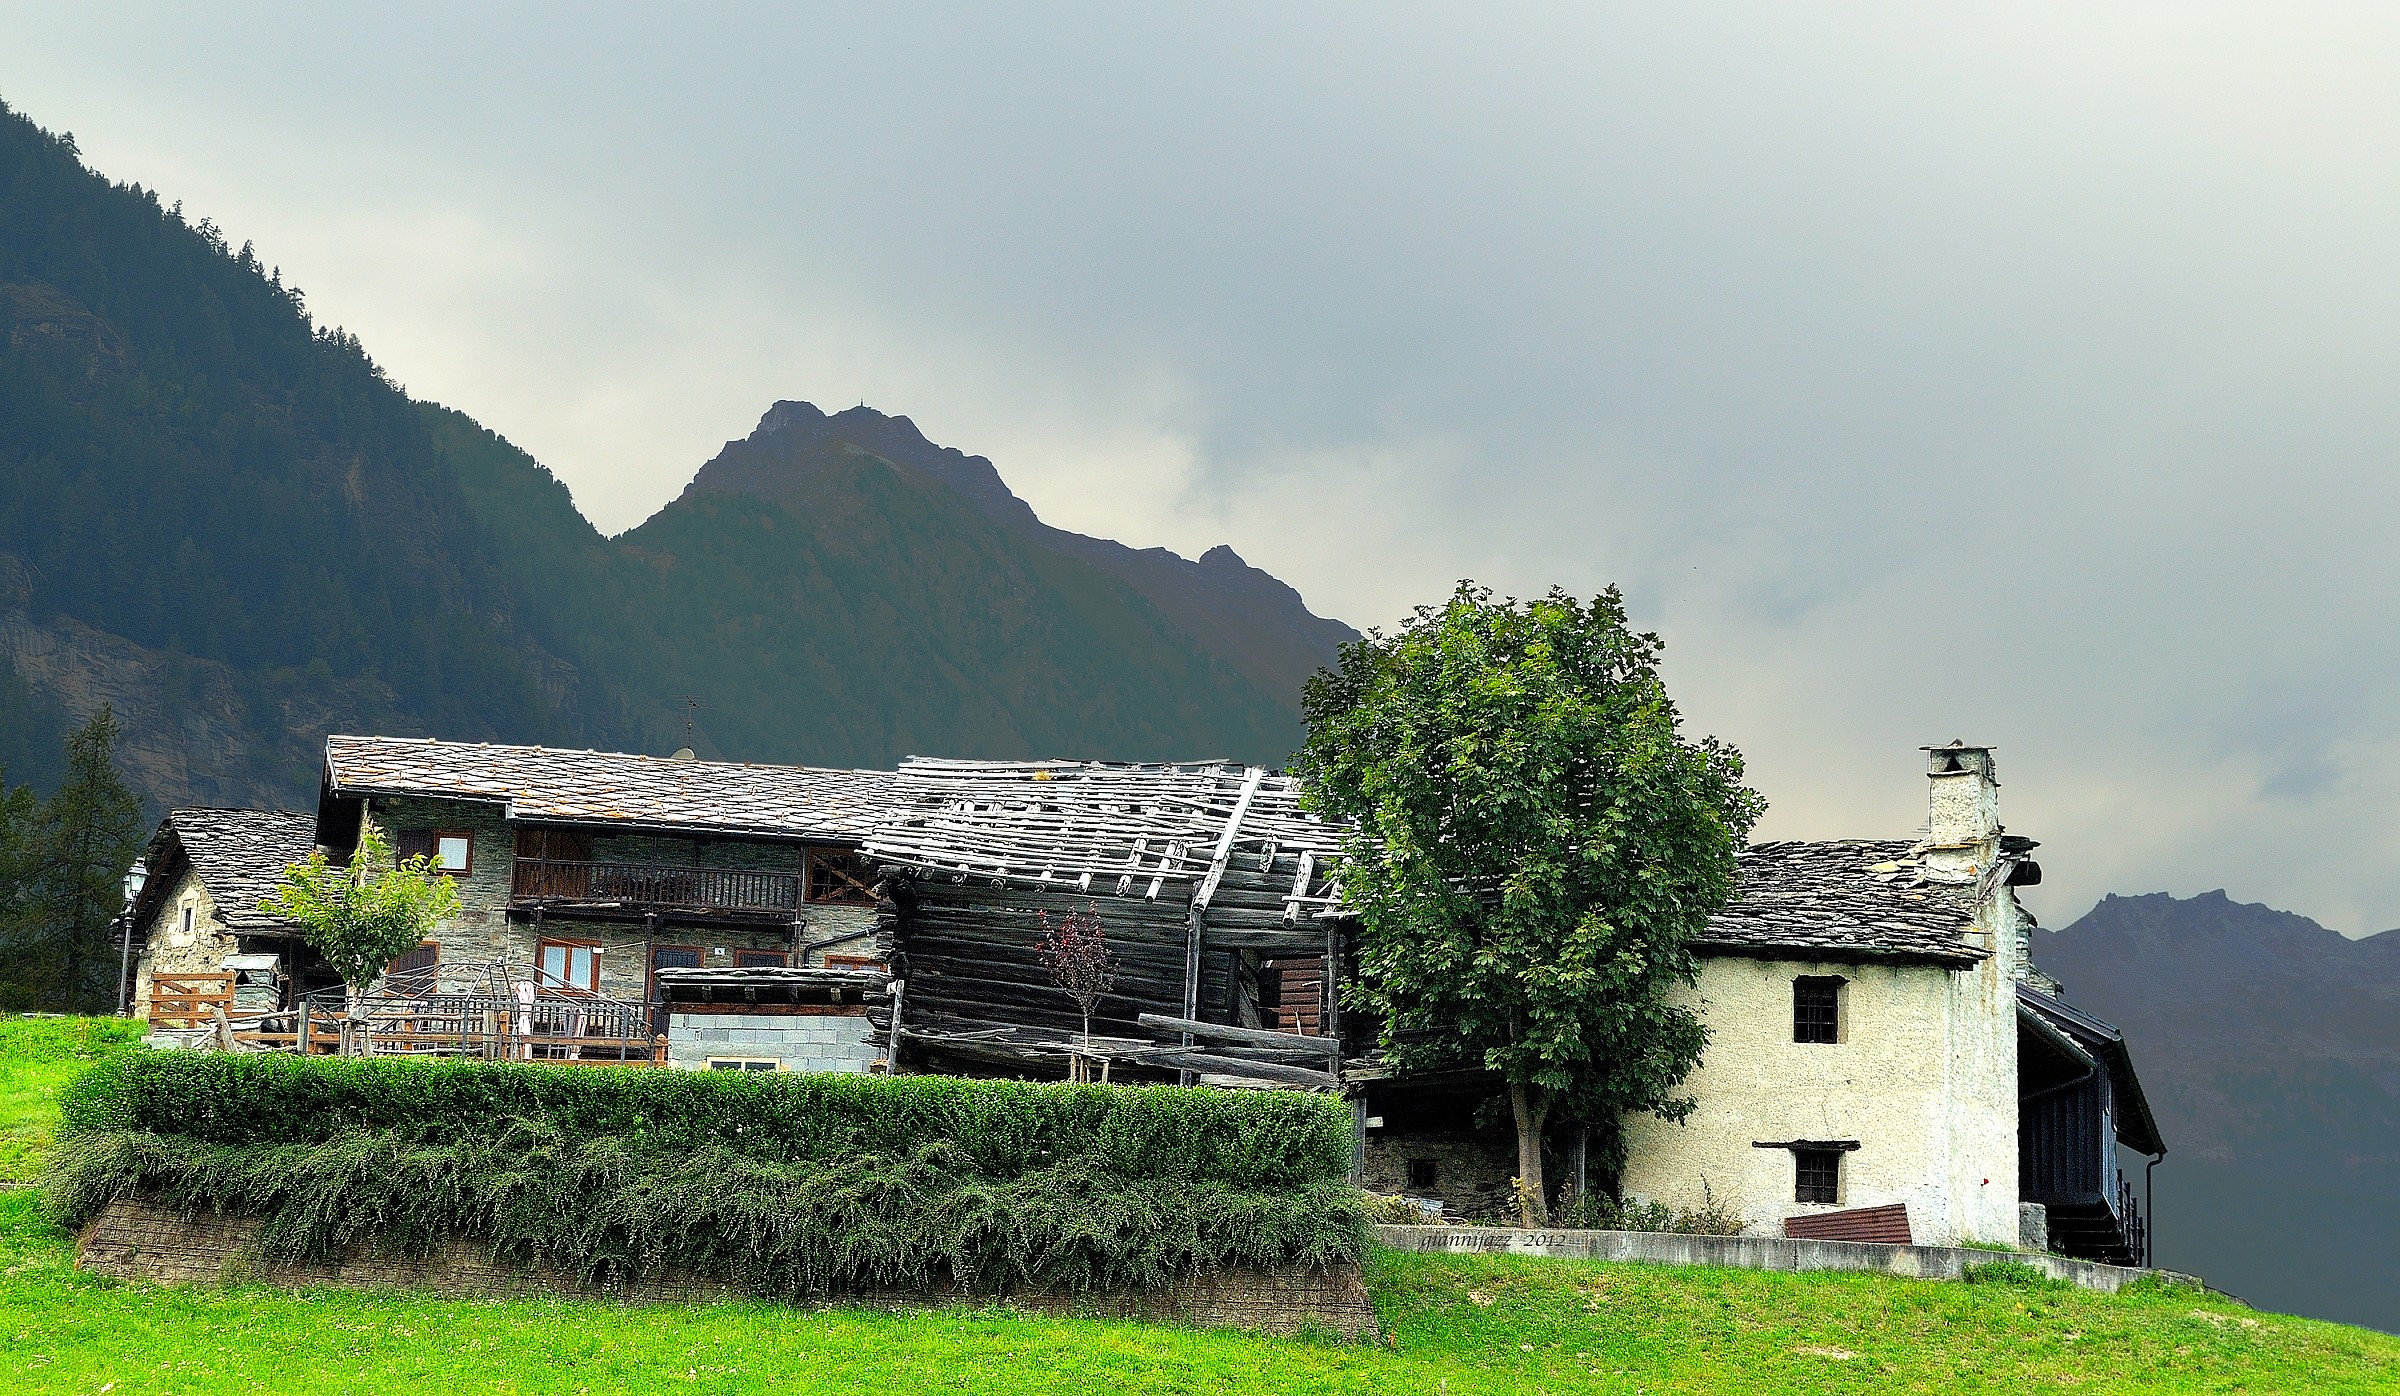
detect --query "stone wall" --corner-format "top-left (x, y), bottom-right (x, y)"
top-left (1374, 1223), bottom-right (2201, 1296)
top-left (666, 1008), bottom-right (880, 1073)
top-left (76, 1196), bottom-right (1379, 1340)
top-left (1362, 1129), bottom-right (1517, 1220)
top-left (130, 865), bottom-right (235, 1019)
top-left (364, 795), bottom-right (517, 993)
top-left (360, 796), bottom-right (881, 998)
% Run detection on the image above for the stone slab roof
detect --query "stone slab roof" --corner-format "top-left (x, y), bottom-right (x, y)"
top-left (136, 808), bottom-right (318, 935)
top-left (322, 736), bottom-right (898, 842)
top-left (1695, 838), bottom-right (1989, 966)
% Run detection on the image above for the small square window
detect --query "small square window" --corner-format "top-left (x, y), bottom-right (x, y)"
top-left (1406, 1158), bottom-right (1439, 1191)
top-left (432, 832), bottom-right (473, 875)
top-left (1794, 1148), bottom-right (1841, 1204)
top-left (1793, 977), bottom-right (1842, 1044)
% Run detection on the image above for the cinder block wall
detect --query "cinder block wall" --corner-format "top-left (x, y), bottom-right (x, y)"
top-left (666, 1010), bottom-right (879, 1073)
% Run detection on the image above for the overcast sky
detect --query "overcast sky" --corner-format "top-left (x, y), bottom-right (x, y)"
top-left (9, 4), bottom-right (2400, 935)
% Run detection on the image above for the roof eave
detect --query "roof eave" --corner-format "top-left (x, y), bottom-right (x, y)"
top-left (1689, 940), bottom-right (1987, 970)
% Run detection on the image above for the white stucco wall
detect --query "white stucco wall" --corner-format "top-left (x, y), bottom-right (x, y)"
top-left (1617, 947), bottom-right (2019, 1246)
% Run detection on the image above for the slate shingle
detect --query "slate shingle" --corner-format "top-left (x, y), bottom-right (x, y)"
top-left (1697, 838), bottom-right (1988, 966)
top-left (141, 808), bottom-right (318, 933)
top-left (323, 736), bottom-right (898, 841)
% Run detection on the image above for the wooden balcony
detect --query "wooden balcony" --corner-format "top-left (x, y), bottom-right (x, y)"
top-left (512, 856), bottom-right (803, 919)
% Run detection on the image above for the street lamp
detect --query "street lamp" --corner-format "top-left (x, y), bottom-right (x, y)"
top-left (115, 860), bottom-right (147, 1016)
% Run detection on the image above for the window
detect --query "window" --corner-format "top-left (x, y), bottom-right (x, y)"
top-left (804, 849), bottom-right (878, 906)
top-left (650, 944), bottom-right (701, 1001)
top-left (515, 827), bottom-right (594, 862)
top-left (1794, 1148), bottom-right (1841, 1204)
top-left (394, 829), bottom-right (472, 875)
top-left (432, 831), bottom-right (473, 875)
top-left (386, 941), bottom-right (439, 977)
top-left (707, 1057), bottom-right (781, 1072)
top-left (1793, 976), bottom-right (1843, 1044)
top-left (732, 949), bottom-right (789, 968)
top-left (179, 905), bottom-right (195, 940)
top-left (1406, 1158), bottom-right (1439, 1191)
top-left (536, 940), bottom-right (601, 995)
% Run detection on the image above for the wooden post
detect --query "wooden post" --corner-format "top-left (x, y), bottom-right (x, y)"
top-left (1323, 917), bottom-right (1342, 1053)
top-left (1180, 766), bottom-right (1264, 1084)
top-left (882, 978), bottom-right (908, 1075)
top-left (1352, 1096), bottom-right (1368, 1186)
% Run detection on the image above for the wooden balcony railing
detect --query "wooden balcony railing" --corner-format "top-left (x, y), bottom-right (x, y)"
top-left (513, 857), bottom-right (804, 917)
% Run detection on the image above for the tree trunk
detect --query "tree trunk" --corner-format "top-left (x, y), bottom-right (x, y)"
top-left (1508, 1078), bottom-right (1551, 1226)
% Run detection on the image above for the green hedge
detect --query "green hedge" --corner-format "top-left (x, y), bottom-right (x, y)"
top-left (49, 1055), bottom-right (1366, 1296)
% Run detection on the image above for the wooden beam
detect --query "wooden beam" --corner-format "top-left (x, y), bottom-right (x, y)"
top-left (1137, 1012), bottom-right (1342, 1058)
top-left (1132, 1048), bottom-right (1336, 1089)
top-left (1198, 930), bottom-right (1332, 954)
top-left (1182, 767), bottom-right (1265, 1083)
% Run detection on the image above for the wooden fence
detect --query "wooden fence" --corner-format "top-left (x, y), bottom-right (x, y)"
top-left (143, 976), bottom-right (663, 1065)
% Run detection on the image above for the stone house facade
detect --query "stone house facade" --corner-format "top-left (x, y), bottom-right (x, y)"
top-left (312, 736), bottom-right (894, 1023)
top-left (126, 808), bottom-right (318, 1016)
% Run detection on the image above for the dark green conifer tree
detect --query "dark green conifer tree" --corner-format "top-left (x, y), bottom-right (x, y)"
top-left (7, 708), bottom-right (144, 1011)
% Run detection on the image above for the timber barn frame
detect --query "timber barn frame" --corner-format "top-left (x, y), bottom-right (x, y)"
top-left (863, 757), bottom-right (1356, 1088)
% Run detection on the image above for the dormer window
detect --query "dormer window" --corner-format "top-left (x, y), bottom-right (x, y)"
top-left (1793, 976), bottom-right (1844, 1044)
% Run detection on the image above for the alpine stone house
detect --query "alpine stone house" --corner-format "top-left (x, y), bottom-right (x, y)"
top-left (128, 734), bottom-right (2159, 1263)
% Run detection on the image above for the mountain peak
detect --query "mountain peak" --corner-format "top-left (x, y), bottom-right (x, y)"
top-left (679, 399), bottom-right (1359, 703)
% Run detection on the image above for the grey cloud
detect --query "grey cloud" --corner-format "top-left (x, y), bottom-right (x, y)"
top-left (8, 2), bottom-right (2400, 930)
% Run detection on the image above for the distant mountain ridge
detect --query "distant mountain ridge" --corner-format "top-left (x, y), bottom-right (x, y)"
top-left (0, 97), bottom-right (1345, 812)
top-left (2035, 891), bottom-right (2400, 1332)
top-left (683, 400), bottom-right (1358, 706)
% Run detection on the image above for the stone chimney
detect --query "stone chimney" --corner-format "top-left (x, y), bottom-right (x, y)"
top-left (1921, 740), bottom-right (1999, 883)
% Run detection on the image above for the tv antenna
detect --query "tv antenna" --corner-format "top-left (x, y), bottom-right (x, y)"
top-left (673, 695), bottom-right (705, 743)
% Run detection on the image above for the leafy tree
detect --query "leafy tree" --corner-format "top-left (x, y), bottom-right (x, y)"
top-left (1036, 900), bottom-right (1119, 1081)
top-left (261, 823), bottom-right (459, 1024)
top-left (7, 709), bottom-right (145, 1012)
top-left (1294, 584), bottom-right (1764, 1224)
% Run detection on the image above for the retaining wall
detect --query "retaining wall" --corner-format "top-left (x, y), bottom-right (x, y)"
top-left (1374, 1223), bottom-right (2200, 1295)
top-left (75, 1197), bottom-right (1378, 1340)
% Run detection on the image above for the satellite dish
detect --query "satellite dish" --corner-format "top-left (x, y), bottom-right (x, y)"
top-left (670, 748), bottom-right (696, 762)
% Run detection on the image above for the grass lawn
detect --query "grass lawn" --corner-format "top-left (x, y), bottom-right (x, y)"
top-left (5, 1017), bottom-right (2395, 1394)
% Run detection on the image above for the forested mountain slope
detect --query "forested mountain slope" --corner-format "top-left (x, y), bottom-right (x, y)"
top-left (688, 400), bottom-right (1358, 707)
top-left (0, 98), bottom-right (1341, 810)
top-left (2034, 892), bottom-right (2400, 1333)
top-left (0, 104), bottom-right (630, 807)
